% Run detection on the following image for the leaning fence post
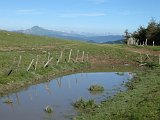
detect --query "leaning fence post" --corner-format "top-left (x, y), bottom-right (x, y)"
top-left (76, 50), bottom-right (79, 62)
top-left (86, 52), bottom-right (89, 62)
top-left (48, 52), bottom-right (50, 61)
top-left (81, 51), bottom-right (84, 62)
top-left (44, 57), bottom-right (53, 68)
top-left (56, 51), bottom-right (63, 65)
top-left (68, 49), bottom-right (72, 63)
top-left (16, 55), bottom-right (21, 72)
top-left (27, 59), bottom-right (34, 71)
top-left (35, 55), bottom-right (39, 70)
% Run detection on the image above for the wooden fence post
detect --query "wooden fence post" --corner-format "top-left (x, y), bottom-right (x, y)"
top-left (16, 55), bottom-right (21, 72)
top-left (76, 50), bottom-right (79, 62)
top-left (27, 59), bottom-right (34, 71)
top-left (44, 57), bottom-right (53, 68)
top-left (35, 55), bottom-right (39, 70)
top-left (56, 51), bottom-right (63, 65)
top-left (86, 52), bottom-right (89, 62)
top-left (68, 49), bottom-right (72, 63)
top-left (48, 52), bottom-right (50, 61)
top-left (81, 51), bottom-right (84, 62)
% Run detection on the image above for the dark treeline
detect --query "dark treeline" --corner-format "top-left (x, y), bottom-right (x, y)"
top-left (125, 19), bottom-right (160, 45)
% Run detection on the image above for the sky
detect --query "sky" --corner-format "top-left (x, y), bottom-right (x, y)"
top-left (0, 0), bottom-right (160, 35)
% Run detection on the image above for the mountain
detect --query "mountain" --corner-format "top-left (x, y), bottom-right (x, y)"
top-left (15, 26), bottom-right (124, 43)
top-left (102, 39), bottom-right (125, 44)
top-left (87, 35), bottom-right (124, 43)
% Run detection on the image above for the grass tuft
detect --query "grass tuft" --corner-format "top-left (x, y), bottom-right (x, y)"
top-left (44, 106), bottom-right (53, 113)
top-left (88, 85), bottom-right (104, 92)
top-left (73, 98), bottom-right (97, 109)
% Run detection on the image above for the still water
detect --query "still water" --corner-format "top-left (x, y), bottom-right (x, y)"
top-left (0, 72), bottom-right (133, 120)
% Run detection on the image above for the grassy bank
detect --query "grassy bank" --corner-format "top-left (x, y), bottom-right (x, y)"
top-left (75, 65), bottom-right (160, 120)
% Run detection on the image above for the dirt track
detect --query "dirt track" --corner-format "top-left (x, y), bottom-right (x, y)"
top-left (125, 47), bottom-right (160, 56)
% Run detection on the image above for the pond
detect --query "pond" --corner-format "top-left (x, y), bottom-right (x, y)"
top-left (0, 72), bottom-right (133, 120)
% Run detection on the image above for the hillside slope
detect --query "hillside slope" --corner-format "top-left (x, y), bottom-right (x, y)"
top-left (0, 30), bottom-right (137, 95)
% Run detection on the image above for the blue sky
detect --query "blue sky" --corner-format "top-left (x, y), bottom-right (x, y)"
top-left (0, 0), bottom-right (160, 35)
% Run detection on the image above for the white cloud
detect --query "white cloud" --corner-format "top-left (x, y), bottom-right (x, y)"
top-left (59, 13), bottom-right (106, 18)
top-left (15, 9), bottom-right (43, 15)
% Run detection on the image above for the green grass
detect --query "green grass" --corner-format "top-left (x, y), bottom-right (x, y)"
top-left (73, 98), bottom-right (97, 110)
top-left (88, 85), bottom-right (104, 92)
top-left (0, 30), bottom-right (139, 87)
top-left (75, 67), bottom-right (160, 120)
top-left (0, 30), bottom-right (160, 119)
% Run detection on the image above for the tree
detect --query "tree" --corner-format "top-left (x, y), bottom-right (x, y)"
top-left (146, 18), bottom-right (157, 45)
top-left (131, 26), bottom-right (146, 45)
top-left (129, 18), bottom-right (160, 45)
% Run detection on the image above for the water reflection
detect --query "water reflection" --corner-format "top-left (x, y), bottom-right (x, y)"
top-left (0, 72), bottom-right (133, 120)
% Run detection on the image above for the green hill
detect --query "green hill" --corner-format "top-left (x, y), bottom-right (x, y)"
top-left (0, 30), bottom-right (137, 94)
top-left (0, 30), bottom-right (160, 120)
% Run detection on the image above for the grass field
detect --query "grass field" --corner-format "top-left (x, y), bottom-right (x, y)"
top-left (0, 30), bottom-right (160, 119)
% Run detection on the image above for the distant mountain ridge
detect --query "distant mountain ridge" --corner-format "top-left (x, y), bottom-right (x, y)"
top-left (15, 26), bottom-right (124, 43)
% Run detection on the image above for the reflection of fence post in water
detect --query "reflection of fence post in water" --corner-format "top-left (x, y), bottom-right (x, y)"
top-left (34, 85), bottom-right (38, 97)
top-left (85, 73), bottom-right (88, 79)
top-left (56, 77), bottom-right (62, 88)
top-left (27, 91), bottom-right (33, 101)
top-left (68, 79), bottom-right (71, 89)
top-left (6, 95), bottom-right (14, 112)
top-left (75, 74), bottom-right (78, 85)
top-left (15, 93), bottom-right (20, 105)
top-left (45, 82), bottom-right (52, 95)
top-left (80, 72), bottom-right (85, 81)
